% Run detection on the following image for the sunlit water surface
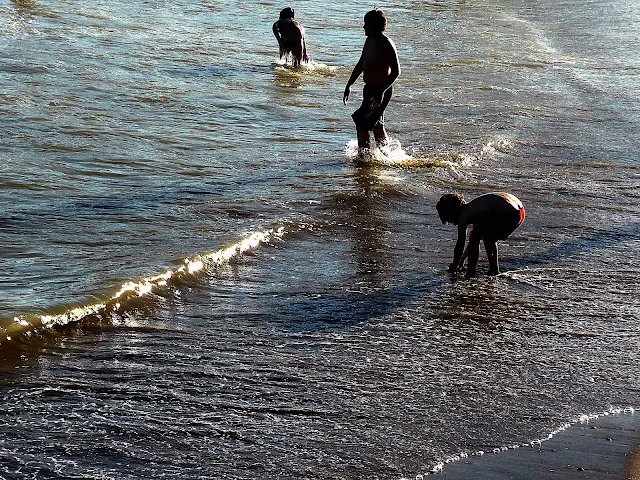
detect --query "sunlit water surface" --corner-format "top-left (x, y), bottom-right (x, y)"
top-left (1, 0), bottom-right (639, 478)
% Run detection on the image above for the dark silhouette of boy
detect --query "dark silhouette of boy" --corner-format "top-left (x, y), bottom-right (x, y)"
top-left (272, 7), bottom-right (309, 67)
top-left (436, 192), bottom-right (526, 278)
top-left (343, 9), bottom-right (400, 154)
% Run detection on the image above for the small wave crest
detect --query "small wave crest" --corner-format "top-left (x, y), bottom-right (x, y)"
top-left (480, 137), bottom-right (516, 157)
top-left (0, 227), bottom-right (286, 346)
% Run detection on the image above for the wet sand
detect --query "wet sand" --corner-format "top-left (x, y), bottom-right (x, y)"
top-left (436, 412), bottom-right (640, 479)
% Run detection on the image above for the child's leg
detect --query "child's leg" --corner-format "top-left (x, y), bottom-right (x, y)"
top-left (372, 123), bottom-right (388, 146)
top-left (292, 45), bottom-right (303, 66)
top-left (357, 129), bottom-right (370, 150)
top-left (484, 240), bottom-right (499, 275)
top-left (466, 234), bottom-right (481, 278)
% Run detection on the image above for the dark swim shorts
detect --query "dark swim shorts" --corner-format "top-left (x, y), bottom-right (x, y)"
top-left (351, 84), bottom-right (393, 131)
top-left (470, 207), bottom-right (526, 242)
top-left (280, 38), bottom-right (302, 52)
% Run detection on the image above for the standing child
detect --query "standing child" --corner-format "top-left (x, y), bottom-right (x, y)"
top-left (436, 192), bottom-right (526, 278)
top-left (343, 9), bottom-right (400, 155)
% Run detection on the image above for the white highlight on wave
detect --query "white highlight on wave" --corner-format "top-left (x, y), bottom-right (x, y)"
top-left (403, 407), bottom-right (637, 479)
top-left (3, 227), bottom-right (285, 342)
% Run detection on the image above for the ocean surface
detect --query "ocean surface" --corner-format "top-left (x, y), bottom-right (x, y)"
top-left (1, 0), bottom-right (639, 478)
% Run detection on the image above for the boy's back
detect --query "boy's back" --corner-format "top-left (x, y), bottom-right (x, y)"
top-left (459, 193), bottom-right (523, 229)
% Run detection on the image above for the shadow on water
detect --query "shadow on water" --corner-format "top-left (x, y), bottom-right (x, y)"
top-left (434, 277), bottom-right (526, 327)
top-left (431, 222), bottom-right (640, 327)
top-left (272, 272), bottom-right (446, 333)
top-left (345, 167), bottom-right (393, 280)
top-left (271, 207), bottom-right (640, 333)
top-left (3, 189), bottom-right (637, 354)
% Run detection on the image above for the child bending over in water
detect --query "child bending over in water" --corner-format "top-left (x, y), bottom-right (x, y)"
top-left (272, 7), bottom-right (309, 67)
top-left (436, 192), bottom-right (525, 278)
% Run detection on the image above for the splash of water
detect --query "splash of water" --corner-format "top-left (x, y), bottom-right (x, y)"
top-left (345, 139), bottom-right (475, 169)
top-left (480, 137), bottom-right (516, 157)
top-left (273, 57), bottom-right (337, 74)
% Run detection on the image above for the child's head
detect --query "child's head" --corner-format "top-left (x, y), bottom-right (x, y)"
top-left (436, 193), bottom-right (465, 224)
top-left (364, 9), bottom-right (387, 32)
top-left (279, 7), bottom-right (294, 20)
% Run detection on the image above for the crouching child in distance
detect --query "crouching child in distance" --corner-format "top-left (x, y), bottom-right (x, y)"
top-left (436, 192), bottom-right (525, 278)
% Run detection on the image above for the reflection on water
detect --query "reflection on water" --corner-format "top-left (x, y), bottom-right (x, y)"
top-left (10, 0), bottom-right (37, 9)
top-left (344, 166), bottom-right (393, 281)
top-left (436, 278), bottom-right (528, 325)
top-left (273, 60), bottom-right (339, 89)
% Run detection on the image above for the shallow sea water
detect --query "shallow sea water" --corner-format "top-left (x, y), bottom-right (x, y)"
top-left (1, 0), bottom-right (639, 478)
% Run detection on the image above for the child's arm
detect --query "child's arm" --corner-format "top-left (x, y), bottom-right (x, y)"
top-left (449, 224), bottom-right (468, 272)
top-left (273, 22), bottom-right (284, 56)
top-left (457, 229), bottom-right (473, 269)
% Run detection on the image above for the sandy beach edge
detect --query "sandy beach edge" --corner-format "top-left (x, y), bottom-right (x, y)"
top-left (420, 408), bottom-right (639, 479)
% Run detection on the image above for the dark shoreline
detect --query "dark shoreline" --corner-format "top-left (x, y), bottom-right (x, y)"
top-left (432, 410), bottom-right (639, 479)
